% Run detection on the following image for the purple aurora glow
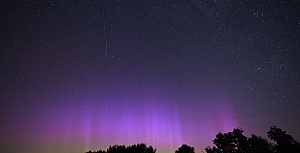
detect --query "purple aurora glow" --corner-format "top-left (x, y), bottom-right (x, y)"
top-left (1, 1), bottom-right (299, 153)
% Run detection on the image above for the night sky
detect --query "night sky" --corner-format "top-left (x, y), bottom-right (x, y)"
top-left (1, 1), bottom-right (300, 153)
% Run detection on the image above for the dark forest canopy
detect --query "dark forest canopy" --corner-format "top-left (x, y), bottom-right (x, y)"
top-left (86, 126), bottom-right (300, 153)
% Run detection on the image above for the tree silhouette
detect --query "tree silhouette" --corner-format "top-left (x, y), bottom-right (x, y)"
top-left (107, 145), bottom-right (127, 153)
top-left (231, 128), bottom-right (250, 152)
top-left (86, 143), bottom-right (156, 153)
top-left (127, 143), bottom-right (156, 153)
top-left (205, 126), bottom-right (300, 153)
top-left (267, 126), bottom-right (300, 153)
top-left (248, 134), bottom-right (273, 153)
top-left (86, 150), bottom-right (106, 153)
top-left (205, 128), bottom-right (274, 153)
top-left (84, 126), bottom-right (300, 153)
top-left (205, 128), bottom-right (248, 153)
top-left (175, 144), bottom-right (195, 153)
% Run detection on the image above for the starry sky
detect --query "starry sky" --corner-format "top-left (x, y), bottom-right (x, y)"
top-left (0, 1), bottom-right (300, 153)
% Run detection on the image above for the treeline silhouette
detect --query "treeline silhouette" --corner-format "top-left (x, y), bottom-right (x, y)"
top-left (86, 126), bottom-right (300, 153)
top-left (86, 143), bottom-right (156, 153)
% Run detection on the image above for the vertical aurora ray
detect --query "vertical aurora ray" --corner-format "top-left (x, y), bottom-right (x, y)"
top-left (3, 92), bottom-right (239, 153)
top-left (75, 94), bottom-right (184, 151)
top-left (84, 108), bottom-right (92, 151)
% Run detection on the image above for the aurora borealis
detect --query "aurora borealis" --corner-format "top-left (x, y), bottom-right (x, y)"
top-left (1, 1), bottom-right (299, 153)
